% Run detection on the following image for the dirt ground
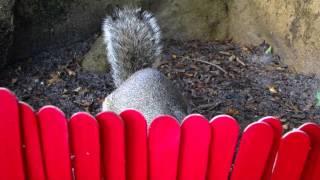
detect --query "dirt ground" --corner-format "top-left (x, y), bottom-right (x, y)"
top-left (1, 37), bottom-right (320, 130)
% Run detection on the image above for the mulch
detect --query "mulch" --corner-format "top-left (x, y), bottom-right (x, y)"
top-left (160, 39), bottom-right (320, 129)
top-left (1, 38), bottom-right (320, 129)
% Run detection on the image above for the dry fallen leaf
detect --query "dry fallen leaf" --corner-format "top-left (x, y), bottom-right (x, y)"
top-left (66, 68), bottom-right (76, 76)
top-left (226, 108), bottom-right (240, 116)
top-left (47, 73), bottom-right (61, 86)
top-left (73, 87), bottom-right (82, 92)
top-left (268, 85), bottom-right (278, 94)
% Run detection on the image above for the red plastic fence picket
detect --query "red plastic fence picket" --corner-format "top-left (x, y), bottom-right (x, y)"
top-left (259, 116), bottom-right (283, 180)
top-left (37, 106), bottom-right (72, 180)
top-left (207, 115), bottom-right (239, 180)
top-left (69, 112), bottom-right (101, 180)
top-left (96, 112), bottom-right (126, 180)
top-left (231, 122), bottom-right (274, 180)
top-left (299, 123), bottom-right (320, 180)
top-left (0, 88), bottom-right (25, 180)
top-left (271, 130), bottom-right (310, 180)
top-left (149, 115), bottom-right (181, 180)
top-left (120, 109), bottom-right (148, 180)
top-left (177, 114), bottom-right (211, 180)
top-left (19, 102), bottom-right (45, 180)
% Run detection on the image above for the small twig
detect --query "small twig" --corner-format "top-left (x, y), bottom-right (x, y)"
top-left (235, 57), bottom-right (246, 66)
top-left (219, 51), bottom-right (231, 56)
top-left (189, 58), bottom-right (228, 74)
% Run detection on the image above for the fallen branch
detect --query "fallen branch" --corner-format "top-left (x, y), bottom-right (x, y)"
top-left (188, 58), bottom-right (228, 74)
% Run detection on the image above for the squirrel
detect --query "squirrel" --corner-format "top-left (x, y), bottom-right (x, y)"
top-left (102, 6), bottom-right (162, 88)
top-left (101, 6), bottom-right (189, 124)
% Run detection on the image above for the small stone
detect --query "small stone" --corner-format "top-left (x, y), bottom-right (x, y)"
top-left (172, 54), bottom-right (177, 59)
top-left (229, 55), bottom-right (236, 61)
top-left (81, 36), bottom-right (109, 73)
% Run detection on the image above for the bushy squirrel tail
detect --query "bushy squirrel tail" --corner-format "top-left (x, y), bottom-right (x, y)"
top-left (102, 6), bottom-right (162, 87)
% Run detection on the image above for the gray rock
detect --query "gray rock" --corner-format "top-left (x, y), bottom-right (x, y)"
top-left (0, 0), bottom-right (15, 68)
top-left (150, 0), bottom-right (229, 40)
top-left (81, 36), bottom-right (109, 73)
top-left (228, 0), bottom-right (320, 75)
top-left (102, 68), bottom-right (189, 124)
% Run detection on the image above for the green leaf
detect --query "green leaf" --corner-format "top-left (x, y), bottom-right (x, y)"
top-left (316, 91), bottom-right (320, 106)
top-left (265, 46), bottom-right (273, 54)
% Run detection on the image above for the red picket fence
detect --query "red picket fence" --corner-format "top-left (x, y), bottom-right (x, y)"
top-left (0, 87), bottom-right (320, 180)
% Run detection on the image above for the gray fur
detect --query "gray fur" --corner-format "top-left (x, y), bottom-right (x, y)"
top-left (102, 68), bottom-right (188, 124)
top-left (102, 7), bottom-right (189, 123)
top-left (103, 7), bottom-right (162, 87)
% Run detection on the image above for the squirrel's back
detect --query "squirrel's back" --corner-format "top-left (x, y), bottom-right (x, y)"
top-left (103, 7), bottom-right (162, 87)
top-left (103, 68), bottom-right (189, 123)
